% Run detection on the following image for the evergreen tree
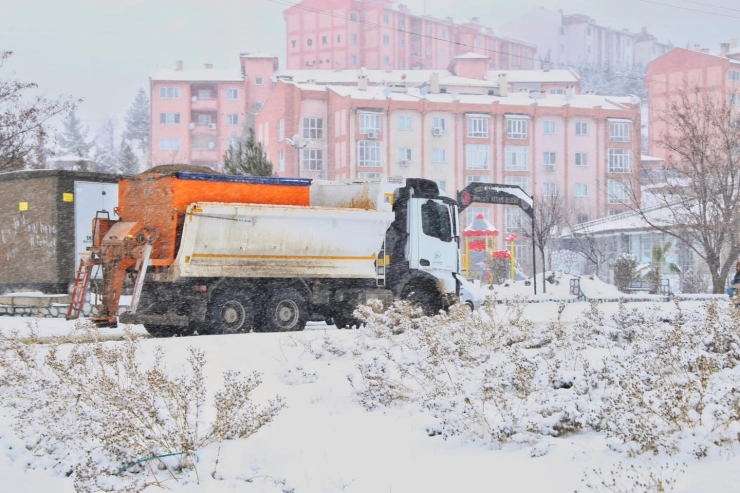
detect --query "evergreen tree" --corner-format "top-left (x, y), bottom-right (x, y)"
top-left (93, 116), bottom-right (119, 173)
top-left (58, 109), bottom-right (93, 169)
top-left (118, 140), bottom-right (139, 175)
top-left (222, 127), bottom-right (273, 176)
top-left (123, 88), bottom-right (150, 155)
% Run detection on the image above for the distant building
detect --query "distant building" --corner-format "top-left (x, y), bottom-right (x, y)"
top-left (256, 53), bottom-right (642, 243)
top-left (501, 8), bottom-right (671, 69)
top-left (646, 42), bottom-right (740, 161)
top-left (283, 0), bottom-right (536, 71)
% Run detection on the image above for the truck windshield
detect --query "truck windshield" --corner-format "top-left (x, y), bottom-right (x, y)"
top-left (421, 200), bottom-right (452, 242)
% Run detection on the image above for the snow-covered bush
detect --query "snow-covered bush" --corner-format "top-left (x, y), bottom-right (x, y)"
top-left (352, 298), bottom-right (740, 458)
top-left (613, 253), bottom-right (638, 293)
top-left (0, 323), bottom-right (284, 492)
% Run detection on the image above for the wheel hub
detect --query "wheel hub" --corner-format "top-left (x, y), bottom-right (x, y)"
top-left (276, 300), bottom-right (298, 327)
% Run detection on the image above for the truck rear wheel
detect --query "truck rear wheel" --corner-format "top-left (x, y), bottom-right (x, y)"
top-left (144, 325), bottom-right (177, 338)
top-left (261, 287), bottom-right (307, 332)
top-left (402, 284), bottom-right (443, 316)
top-left (207, 292), bottom-right (253, 334)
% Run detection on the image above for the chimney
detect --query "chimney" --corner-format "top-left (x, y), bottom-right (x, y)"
top-left (176, 60), bottom-right (183, 70)
top-left (204, 63), bottom-right (213, 69)
top-left (358, 75), bottom-right (368, 91)
top-left (542, 60), bottom-right (552, 72)
top-left (586, 90), bottom-right (596, 95)
top-left (498, 73), bottom-right (508, 97)
top-left (566, 85), bottom-right (576, 98)
top-left (731, 39), bottom-right (738, 49)
top-left (721, 43), bottom-right (730, 57)
top-left (694, 44), bottom-right (701, 52)
top-left (430, 72), bottom-right (440, 94)
top-left (701, 48), bottom-right (710, 54)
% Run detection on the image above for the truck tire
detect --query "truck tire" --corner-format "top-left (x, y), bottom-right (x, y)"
top-left (402, 284), bottom-right (443, 316)
top-left (145, 325), bottom-right (177, 338)
top-left (261, 287), bottom-right (307, 332)
top-left (207, 292), bottom-right (253, 334)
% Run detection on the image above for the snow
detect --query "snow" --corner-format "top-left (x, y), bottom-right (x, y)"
top-left (487, 68), bottom-right (580, 83)
top-left (1, 296), bottom-right (739, 492)
top-left (151, 67), bottom-right (244, 82)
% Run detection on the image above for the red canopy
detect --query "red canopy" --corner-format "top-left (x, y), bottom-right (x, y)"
top-left (463, 214), bottom-right (499, 237)
top-left (468, 240), bottom-right (487, 251)
top-left (492, 250), bottom-right (511, 259)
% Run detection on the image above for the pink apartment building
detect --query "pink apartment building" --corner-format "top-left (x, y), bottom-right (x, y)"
top-left (646, 42), bottom-right (740, 161)
top-left (283, 0), bottom-right (536, 71)
top-left (256, 55), bottom-right (641, 244)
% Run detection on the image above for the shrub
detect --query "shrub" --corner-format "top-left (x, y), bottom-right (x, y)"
top-left (613, 253), bottom-right (638, 292)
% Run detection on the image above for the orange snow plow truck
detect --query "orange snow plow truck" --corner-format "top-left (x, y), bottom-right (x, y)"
top-left (68, 165), bottom-right (464, 336)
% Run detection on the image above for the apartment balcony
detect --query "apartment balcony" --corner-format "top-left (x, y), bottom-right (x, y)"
top-left (190, 123), bottom-right (218, 136)
top-left (190, 148), bottom-right (220, 162)
top-left (191, 97), bottom-right (218, 111)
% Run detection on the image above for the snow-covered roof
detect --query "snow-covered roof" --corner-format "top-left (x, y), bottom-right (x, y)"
top-left (275, 68), bottom-right (448, 85)
top-left (453, 52), bottom-right (490, 60)
top-left (486, 68), bottom-right (580, 83)
top-left (438, 75), bottom-right (496, 87)
top-left (151, 67), bottom-right (243, 82)
top-left (567, 204), bottom-right (678, 236)
top-left (239, 52), bottom-right (277, 59)
top-left (640, 155), bottom-right (664, 163)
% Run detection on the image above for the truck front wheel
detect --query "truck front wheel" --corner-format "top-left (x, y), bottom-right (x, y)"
top-left (261, 287), bottom-right (307, 332)
top-left (207, 292), bottom-right (253, 334)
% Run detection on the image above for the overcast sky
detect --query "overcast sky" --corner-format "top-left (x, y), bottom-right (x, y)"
top-left (2, 0), bottom-right (738, 140)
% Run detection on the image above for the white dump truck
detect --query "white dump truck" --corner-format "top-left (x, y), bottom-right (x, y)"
top-left (70, 167), bottom-right (465, 335)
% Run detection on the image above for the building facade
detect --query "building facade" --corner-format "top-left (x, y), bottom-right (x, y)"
top-left (501, 8), bottom-right (671, 69)
top-left (646, 43), bottom-right (740, 161)
top-left (283, 0), bottom-right (536, 71)
top-left (255, 56), bottom-right (642, 244)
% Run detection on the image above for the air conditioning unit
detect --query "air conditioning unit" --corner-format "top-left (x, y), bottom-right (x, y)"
top-left (544, 164), bottom-right (555, 172)
top-left (188, 122), bottom-right (195, 130)
top-left (432, 127), bottom-right (444, 136)
top-left (399, 159), bottom-right (410, 167)
top-left (208, 123), bottom-right (217, 130)
top-left (367, 131), bottom-right (378, 139)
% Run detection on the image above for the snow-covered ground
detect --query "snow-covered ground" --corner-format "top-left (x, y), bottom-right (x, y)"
top-left (0, 298), bottom-right (739, 493)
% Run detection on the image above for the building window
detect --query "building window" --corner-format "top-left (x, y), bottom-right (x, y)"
top-left (575, 152), bottom-right (588, 166)
top-left (608, 149), bottom-right (631, 173)
top-left (400, 38), bottom-right (405, 49)
top-left (608, 179), bottom-right (630, 204)
top-left (543, 151), bottom-right (556, 166)
top-left (575, 122), bottom-right (588, 135)
top-left (432, 117), bottom-right (446, 132)
top-left (191, 136), bottom-right (215, 150)
top-left (255, 76), bottom-right (264, 86)
top-left (398, 147), bottom-right (412, 164)
top-left (303, 117), bottom-right (324, 139)
top-left (507, 118), bottom-right (528, 139)
top-left (278, 119), bottom-right (284, 141)
top-left (398, 18), bottom-right (405, 31)
top-left (399, 60), bottom-right (406, 69)
top-left (337, 35), bottom-right (341, 44)
top-left (358, 140), bottom-right (382, 167)
top-left (159, 113), bottom-right (180, 124)
top-left (575, 183), bottom-right (588, 197)
top-left (197, 114), bottom-right (212, 126)
top-left (382, 55), bottom-right (390, 66)
top-left (350, 12), bottom-right (358, 22)
top-left (440, 28), bottom-right (446, 39)
top-left (227, 88), bottom-right (240, 99)
top-left (467, 117), bottom-right (489, 138)
top-left (465, 206), bottom-right (489, 223)
top-left (303, 149), bottom-right (323, 171)
top-left (440, 48), bottom-right (446, 58)
top-left (291, 39), bottom-right (297, 49)
top-left (466, 144), bottom-right (490, 170)
top-left (322, 36), bottom-right (328, 45)
top-left (226, 114), bottom-right (239, 126)
top-left (426, 45), bottom-right (432, 56)
top-left (729, 71), bottom-right (740, 82)
top-left (505, 146), bottom-right (528, 170)
top-left (159, 138), bottom-right (181, 151)
top-left (543, 120), bottom-right (556, 135)
top-left (159, 87), bottom-right (181, 99)
top-left (476, 38), bottom-right (483, 49)
top-left (350, 33), bottom-right (357, 44)
top-left (466, 175), bottom-right (490, 185)
top-left (383, 13), bottom-right (389, 24)
top-left (577, 213), bottom-right (590, 223)
top-left (610, 122), bottom-right (631, 142)
top-left (279, 149), bottom-right (285, 172)
top-left (505, 176), bottom-right (529, 194)
top-left (350, 54), bottom-right (357, 65)
top-left (550, 88), bottom-right (566, 95)
top-left (383, 34), bottom-right (390, 45)
top-left (506, 208), bottom-right (528, 233)
top-left (358, 172), bottom-right (383, 179)
top-left (398, 115), bottom-right (412, 131)
top-left (425, 25), bottom-right (433, 35)
top-left (432, 148), bottom-right (446, 163)
top-left (197, 89), bottom-right (213, 99)
top-left (542, 182), bottom-right (557, 196)
top-left (359, 113), bottom-right (381, 134)
top-left (729, 94), bottom-right (740, 106)
top-left (434, 180), bottom-right (446, 193)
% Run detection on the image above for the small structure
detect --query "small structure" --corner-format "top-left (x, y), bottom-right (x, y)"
top-left (462, 214), bottom-right (499, 280)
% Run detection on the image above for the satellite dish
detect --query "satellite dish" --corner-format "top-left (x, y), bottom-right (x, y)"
top-left (192, 96), bottom-right (197, 103)
top-left (451, 91), bottom-right (460, 101)
top-left (531, 91), bottom-right (540, 100)
top-left (383, 87), bottom-right (392, 99)
top-left (208, 142), bottom-right (215, 150)
top-left (292, 133), bottom-right (300, 143)
top-left (420, 87), bottom-right (429, 96)
top-left (188, 122), bottom-right (195, 130)
top-left (283, 138), bottom-right (294, 146)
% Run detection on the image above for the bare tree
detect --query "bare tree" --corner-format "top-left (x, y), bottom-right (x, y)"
top-left (0, 51), bottom-right (77, 171)
top-left (631, 86), bottom-right (740, 293)
top-left (520, 191), bottom-right (565, 293)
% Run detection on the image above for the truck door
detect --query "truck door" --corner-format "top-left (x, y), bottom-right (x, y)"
top-left (408, 198), bottom-right (458, 275)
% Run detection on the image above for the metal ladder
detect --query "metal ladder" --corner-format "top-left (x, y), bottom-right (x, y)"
top-left (377, 240), bottom-right (386, 287)
top-left (66, 253), bottom-right (94, 320)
